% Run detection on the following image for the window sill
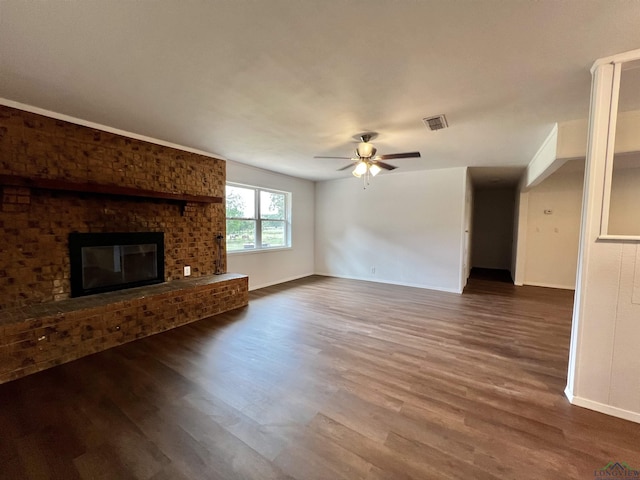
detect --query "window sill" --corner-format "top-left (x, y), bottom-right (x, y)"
top-left (227, 246), bottom-right (293, 256)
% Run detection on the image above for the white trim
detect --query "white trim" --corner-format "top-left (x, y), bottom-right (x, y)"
top-left (567, 62), bottom-right (616, 403)
top-left (596, 63), bottom-right (640, 240)
top-left (0, 98), bottom-right (227, 161)
top-left (568, 394), bottom-right (640, 425)
top-left (598, 235), bottom-right (640, 242)
top-left (532, 124), bottom-right (558, 163)
top-left (523, 281), bottom-right (575, 290)
top-left (599, 62), bottom-right (621, 237)
top-left (249, 273), bottom-right (314, 291)
top-left (591, 47), bottom-right (640, 72)
top-left (313, 272), bottom-right (462, 294)
top-left (564, 385), bottom-right (574, 403)
top-left (228, 246), bottom-right (293, 256)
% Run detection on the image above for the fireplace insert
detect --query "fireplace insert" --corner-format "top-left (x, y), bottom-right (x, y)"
top-left (69, 232), bottom-right (165, 297)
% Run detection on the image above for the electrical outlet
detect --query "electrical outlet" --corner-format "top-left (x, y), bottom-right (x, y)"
top-left (184, 265), bottom-right (191, 276)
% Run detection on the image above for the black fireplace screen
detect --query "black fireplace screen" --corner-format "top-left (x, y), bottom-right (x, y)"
top-left (69, 232), bottom-right (164, 297)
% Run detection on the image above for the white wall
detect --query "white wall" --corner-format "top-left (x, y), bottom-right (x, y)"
top-left (315, 167), bottom-right (467, 293)
top-left (557, 118), bottom-right (589, 159)
top-left (557, 110), bottom-right (640, 160)
top-left (522, 162), bottom-right (584, 289)
top-left (516, 109), bottom-right (640, 292)
top-left (471, 188), bottom-right (515, 272)
top-left (226, 161), bottom-right (315, 290)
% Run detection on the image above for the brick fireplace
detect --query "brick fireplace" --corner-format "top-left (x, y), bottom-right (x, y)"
top-left (0, 105), bottom-right (248, 383)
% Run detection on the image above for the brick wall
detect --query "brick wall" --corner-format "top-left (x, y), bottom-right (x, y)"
top-left (0, 106), bottom-right (224, 196)
top-left (0, 105), bottom-right (227, 309)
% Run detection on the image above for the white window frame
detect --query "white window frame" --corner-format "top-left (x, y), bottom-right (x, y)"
top-left (225, 182), bottom-right (292, 254)
top-left (594, 53), bottom-right (640, 240)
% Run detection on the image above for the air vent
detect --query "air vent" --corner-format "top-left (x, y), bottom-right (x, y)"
top-left (423, 114), bottom-right (448, 131)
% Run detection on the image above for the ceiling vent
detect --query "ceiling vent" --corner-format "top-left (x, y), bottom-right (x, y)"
top-left (423, 114), bottom-right (448, 131)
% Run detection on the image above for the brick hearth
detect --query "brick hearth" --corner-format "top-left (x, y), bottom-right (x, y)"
top-left (0, 274), bottom-right (248, 384)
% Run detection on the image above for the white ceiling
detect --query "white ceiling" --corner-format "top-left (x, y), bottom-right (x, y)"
top-left (1, 1), bottom-right (640, 182)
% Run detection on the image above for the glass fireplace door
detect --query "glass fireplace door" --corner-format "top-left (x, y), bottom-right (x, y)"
top-left (81, 244), bottom-right (158, 290)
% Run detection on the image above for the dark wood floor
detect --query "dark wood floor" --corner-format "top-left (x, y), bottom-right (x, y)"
top-left (1, 275), bottom-right (639, 479)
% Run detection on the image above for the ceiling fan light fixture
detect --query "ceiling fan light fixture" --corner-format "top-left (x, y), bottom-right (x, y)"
top-left (356, 142), bottom-right (375, 158)
top-left (354, 161), bottom-right (368, 177)
top-left (316, 131), bottom-right (419, 187)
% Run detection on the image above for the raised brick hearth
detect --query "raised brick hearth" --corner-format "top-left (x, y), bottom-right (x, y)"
top-left (0, 274), bottom-right (248, 384)
top-left (0, 105), bottom-right (249, 384)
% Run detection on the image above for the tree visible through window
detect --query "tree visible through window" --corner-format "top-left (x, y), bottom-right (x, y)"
top-left (226, 184), bottom-right (290, 252)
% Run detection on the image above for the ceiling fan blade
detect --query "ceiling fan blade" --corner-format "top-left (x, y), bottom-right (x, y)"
top-left (377, 151), bottom-right (421, 160)
top-left (314, 156), bottom-right (352, 160)
top-left (337, 163), bottom-right (355, 171)
top-left (374, 161), bottom-right (397, 171)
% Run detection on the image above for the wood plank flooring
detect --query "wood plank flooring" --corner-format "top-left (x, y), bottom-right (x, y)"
top-left (1, 275), bottom-right (639, 479)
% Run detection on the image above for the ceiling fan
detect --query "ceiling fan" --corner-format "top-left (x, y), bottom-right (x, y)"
top-left (314, 132), bottom-right (421, 186)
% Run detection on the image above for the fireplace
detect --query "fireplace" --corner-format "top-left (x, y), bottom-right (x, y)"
top-left (69, 232), bottom-right (165, 297)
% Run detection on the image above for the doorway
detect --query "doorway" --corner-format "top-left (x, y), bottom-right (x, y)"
top-left (470, 186), bottom-right (517, 283)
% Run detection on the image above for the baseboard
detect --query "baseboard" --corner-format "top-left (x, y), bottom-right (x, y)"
top-left (564, 385), bottom-right (574, 403)
top-left (314, 272), bottom-right (462, 294)
top-left (565, 390), bottom-right (640, 425)
top-left (523, 281), bottom-right (575, 290)
top-left (249, 273), bottom-right (315, 291)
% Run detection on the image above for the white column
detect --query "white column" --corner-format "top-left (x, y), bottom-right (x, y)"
top-left (566, 60), bottom-right (640, 424)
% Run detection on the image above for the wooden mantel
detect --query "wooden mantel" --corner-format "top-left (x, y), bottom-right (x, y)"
top-left (0, 174), bottom-right (223, 204)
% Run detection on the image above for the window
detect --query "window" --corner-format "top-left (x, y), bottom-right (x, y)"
top-left (225, 183), bottom-right (291, 252)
